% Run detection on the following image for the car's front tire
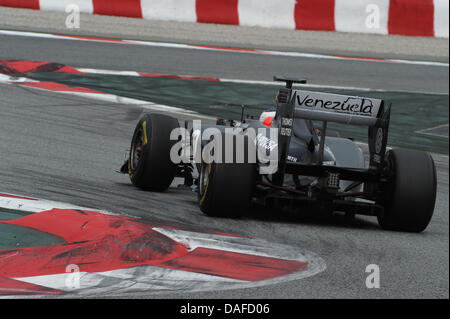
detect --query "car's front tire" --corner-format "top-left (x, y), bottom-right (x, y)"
top-left (128, 113), bottom-right (179, 191)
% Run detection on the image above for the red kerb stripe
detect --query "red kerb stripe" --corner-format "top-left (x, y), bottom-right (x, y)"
top-left (139, 72), bottom-right (221, 82)
top-left (0, 193), bottom-right (37, 201)
top-left (163, 247), bottom-right (307, 281)
top-left (294, 0), bottom-right (335, 31)
top-left (196, 0), bottom-right (239, 25)
top-left (19, 82), bottom-right (102, 94)
top-left (0, 276), bottom-right (64, 295)
top-left (54, 66), bottom-right (85, 74)
top-left (93, 0), bottom-right (142, 18)
top-left (0, 209), bottom-right (189, 277)
top-left (330, 55), bottom-right (388, 62)
top-left (388, 0), bottom-right (434, 36)
top-left (60, 35), bottom-right (125, 43)
top-left (0, 0), bottom-right (39, 9)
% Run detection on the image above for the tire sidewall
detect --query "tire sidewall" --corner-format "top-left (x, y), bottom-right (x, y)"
top-left (128, 113), bottom-right (179, 191)
top-left (378, 149), bottom-right (437, 232)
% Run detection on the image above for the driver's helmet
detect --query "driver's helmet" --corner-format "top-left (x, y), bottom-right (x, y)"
top-left (259, 107), bottom-right (276, 127)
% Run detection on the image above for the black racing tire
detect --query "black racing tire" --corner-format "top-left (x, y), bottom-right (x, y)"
top-left (128, 113), bottom-right (179, 191)
top-left (197, 134), bottom-right (256, 218)
top-left (377, 148), bottom-right (437, 232)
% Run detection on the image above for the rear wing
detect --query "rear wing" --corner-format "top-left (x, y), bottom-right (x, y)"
top-left (292, 90), bottom-right (382, 126)
top-left (272, 76), bottom-right (391, 185)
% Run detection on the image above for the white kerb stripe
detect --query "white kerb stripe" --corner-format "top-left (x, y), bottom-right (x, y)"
top-left (141, 0), bottom-right (197, 23)
top-left (39, 0), bottom-right (94, 13)
top-left (238, 0), bottom-right (296, 29)
top-left (434, 0), bottom-right (449, 38)
top-left (76, 68), bottom-right (140, 76)
top-left (335, 0), bottom-right (389, 35)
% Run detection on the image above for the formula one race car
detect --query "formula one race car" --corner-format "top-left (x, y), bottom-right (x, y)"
top-left (120, 76), bottom-right (437, 233)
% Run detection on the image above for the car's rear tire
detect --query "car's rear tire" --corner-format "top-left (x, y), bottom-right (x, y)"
top-left (377, 148), bottom-right (437, 232)
top-left (128, 113), bottom-right (179, 191)
top-left (198, 134), bottom-right (256, 218)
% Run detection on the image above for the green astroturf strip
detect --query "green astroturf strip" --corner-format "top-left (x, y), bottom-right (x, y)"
top-left (0, 208), bottom-right (35, 220)
top-left (0, 223), bottom-right (65, 249)
top-left (0, 209), bottom-right (65, 249)
top-left (28, 72), bottom-right (449, 154)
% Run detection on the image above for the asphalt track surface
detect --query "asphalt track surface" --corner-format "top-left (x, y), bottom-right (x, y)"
top-left (1, 33), bottom-right (448, 95)
top-left (0, 34), bottom-right (448, 299)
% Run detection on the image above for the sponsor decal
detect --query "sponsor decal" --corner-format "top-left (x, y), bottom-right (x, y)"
top-left (280, 117), bottom-right (293, 137)
top-left (295, 90), bottom-right (382, 117)
top-left (280, 127), bottom-right (292, 136)
top-left (375, 127), bottom-right (384, 154)
top-left (372, 127), bottom-right (385, 164)
top-left (287, 155), bottom-right (298, 162)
